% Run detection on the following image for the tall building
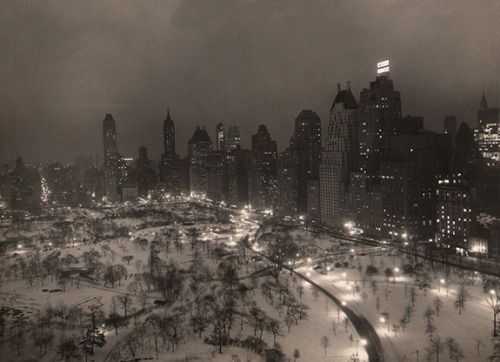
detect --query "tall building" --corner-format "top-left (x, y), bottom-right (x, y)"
top-left (380, 131), bottom-right (451, 241)
top-left (277, 147), bottom-right (298, 216)
top-left (163, 109), bottom-right (176, 156)
top-left (159, 111), bottom-right (181, 195)
top-left (444, 115), bottom-right (458, 148)
top-left (358, 70), bottom-right (402, 177)
top-left (435, 178), bottom-right (476, 253)
top-left (250, 125), bottom-right (278, 210)
top-left (103, 113), bottom-right (120, 202)
top-left (290, 110), bottom-right (321, 213)
top-left (215, 122), bottom-right (226, 151)
top-left (136, 146), bottom-right (157, 198)
top-left (320, 83), bottom-right (359, 228)
top-left (8, 157), bottom-right (42, 209)
top-left (475, 92), bottom-right (500, 166)
top-left (226, 125), bottom-right (241, 150)
top-left (188, 126), bottom-right (213, 195)
top-left (206, 150), bottom-right (225, 202)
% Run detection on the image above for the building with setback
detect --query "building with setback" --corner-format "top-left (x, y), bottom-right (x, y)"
top-left (475, 92), bottom-right (500, 166)
top-left (320, 83), bottom-right (359, 228)
top-left (358, 71), bottom-right (402, 178)
top-left (103, 113), bottom-right (120, 202)
top-left (159, 110), bottom-right (181, 195)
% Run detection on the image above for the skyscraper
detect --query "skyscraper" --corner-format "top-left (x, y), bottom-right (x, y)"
top-left (320, 83), bottom-right (359, 228)
top-left (277, 147), bottom-right (298, 216)
top-left (358, 71), bottom-right (402, 177)
top-left (137, 146), bottom-right (157, 197)
top-left (290, 110), bottom-right (321, 213)
top-left (103, 113), bottom-right (120, 202)
top-left (226, 125), bottom-right (241, 150)
top-left (163, 109), bottom-right (175, 156)
top-left (188, 126), bottom-right (213, 195)
top-left (215, 122), bottom-right (226, 151)
top-left (475, 92), bottom-right (500, 166)
top-left (159, 110), bottom-right (181, 195)
top-left (251, 125), bottom-right (278, 210)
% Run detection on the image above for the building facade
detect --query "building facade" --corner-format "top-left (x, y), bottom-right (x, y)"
top-left (290, 110), bottom-right (321, 214)
top-left (320, 83), bottom-right (359, 228)
top-left (103, 113), bottom-right (120, 202)
top-left (250, 125), bottom-right (278, 210)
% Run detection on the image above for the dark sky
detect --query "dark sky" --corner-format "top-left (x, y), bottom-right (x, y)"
top-left (1, 0), bottom-right (499, 165)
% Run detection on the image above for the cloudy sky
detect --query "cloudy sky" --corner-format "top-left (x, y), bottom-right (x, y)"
top-left (1, 0), bottom-right (499, 165)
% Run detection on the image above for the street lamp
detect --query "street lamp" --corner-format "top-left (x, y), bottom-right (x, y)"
top-left (394, 267), bottom-right (399, 277)
top-left (356, 338), bottom-right (367, 355)
top-left (439, 278), bottom-right (445, 292)
top-left (342, 272), bottom-right (348, 285)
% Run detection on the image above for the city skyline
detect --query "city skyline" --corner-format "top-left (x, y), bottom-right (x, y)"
top-left (1, 0), bottom-right (500, 164)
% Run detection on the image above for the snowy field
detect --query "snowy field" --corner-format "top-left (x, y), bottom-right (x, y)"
top-left (0, 203), bottom-right (497, 362)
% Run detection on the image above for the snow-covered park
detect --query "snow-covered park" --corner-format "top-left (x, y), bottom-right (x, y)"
top-left (0, 202), bottom-right (499, 361)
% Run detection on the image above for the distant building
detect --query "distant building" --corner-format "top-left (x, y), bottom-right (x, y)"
top-left (226, 125), bottom-right (241, 150)
top-left (215, 122), bottom-right (226, 151)
top-left (277, 147), bottom-right (298, 217)
top-left (358, 72), bottom-right (402, 177)
top-left (188, 126), bottom-right (213, 195)
top-left (45, 162), bottom-right (80, 205)
top-left (475, 92), bottom-right (500, 166)
top-left (159, 110), bottom-right (181, 195)
top-left (9, 157), bottom-right (42, 209)
top-left (475, 167), bottom-right (500, 217)
top-left (250, 125), bottom-right (278, 210)
top-left (320, 83), bottom-right (359, 228)
top-left (444, 115), bottom-right (458, 148)
top-left (344, 172), bottom-right (383, 236)
top-left (136, 146), bottom-right (157, 198)
top-left (307, 180), bottom-right (320, 226)
top-left (290, 110), bottom-right (321, 213)
top-left (103, 113), bottom-right (120, 202)
top-left (121, 183), bottom-right (139, 202)
top-left (435, 178), bottom-right (476, 253)
top-left (206, 151), bottom-right (225, 203)
top-left (380, 131), bottom-right (451, 241)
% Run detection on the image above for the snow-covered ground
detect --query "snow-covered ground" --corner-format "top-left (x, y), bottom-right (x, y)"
top-left (0, 203), bottom-right (496, 362)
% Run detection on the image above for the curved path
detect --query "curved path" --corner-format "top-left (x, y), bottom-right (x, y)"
top-left (244, 239), bottom-right (385, 362)
top-left (294, 271), bottom-right (384, 362)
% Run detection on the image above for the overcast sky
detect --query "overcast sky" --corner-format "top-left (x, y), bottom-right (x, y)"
top-left (1, 0), bottom-right (499, 165)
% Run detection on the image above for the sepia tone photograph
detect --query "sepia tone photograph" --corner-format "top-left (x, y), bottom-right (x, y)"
top-left (1, 1), bottom-right (500, 361)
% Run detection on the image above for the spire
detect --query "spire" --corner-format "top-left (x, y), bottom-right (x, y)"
top-left (166, 108), bottom-right (171, 121)
top-left (480, 91), bottom-right (488, 110)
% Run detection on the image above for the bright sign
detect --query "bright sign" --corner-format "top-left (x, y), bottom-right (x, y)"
top-left (377, 60), bottom-right (390, 74)
top-left (377, 60), bottom-right (389, 68)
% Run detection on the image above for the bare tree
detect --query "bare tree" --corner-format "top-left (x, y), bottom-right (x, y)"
top-left (267, 319), bottom-right (283, 346)
top-left (56, 336), bottom-right (80, 362)
top-left (117, 294), bottom-right (132, 318)
top-left (430, 334), bottom-right (444, 362)
top-left (486, 291), bottom-right (500, 337)
top-left (433, 297), bottom-right (443, 317)
top-left (320, 336), bottom-right (330, 355)
top-left (9, 312), bottom-right (28, 356)
top-left (284, 315), bottom-right (294, 332)
top-left (454, 283), bottom-right (470, 315)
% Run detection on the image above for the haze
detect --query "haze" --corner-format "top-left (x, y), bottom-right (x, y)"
top-left (1, 0), bottom-right (499, 164)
